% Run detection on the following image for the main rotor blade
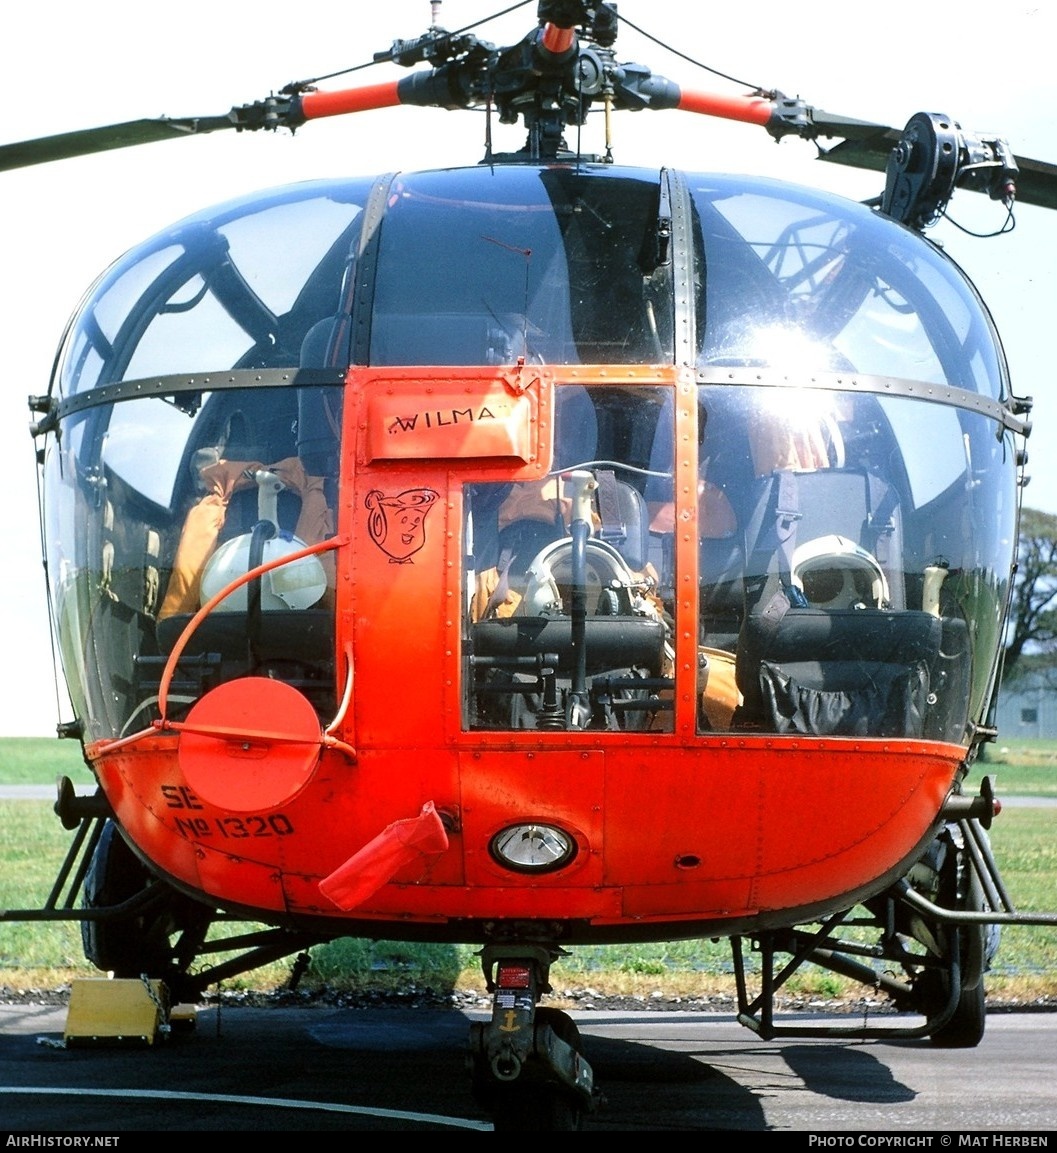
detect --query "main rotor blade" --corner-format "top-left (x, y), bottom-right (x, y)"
top-left (1010, 155), bottom-right (1057, 211)
top-left (0, 82), bottom-right (404, 174)
top-left (0, 114), bottom-right (238, 173)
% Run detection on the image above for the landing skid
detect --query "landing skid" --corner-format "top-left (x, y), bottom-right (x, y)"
top-left (731, 915), bottom-right (982, 1044)
top-left (730, 813), bottom-right (1049, 1047)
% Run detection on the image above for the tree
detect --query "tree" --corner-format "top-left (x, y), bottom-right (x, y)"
top-left (1003, 506), bottom-right (1057, 680)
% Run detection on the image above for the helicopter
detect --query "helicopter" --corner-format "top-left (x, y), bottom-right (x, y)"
top-left (4, 0), bottom-right (1057, 1132)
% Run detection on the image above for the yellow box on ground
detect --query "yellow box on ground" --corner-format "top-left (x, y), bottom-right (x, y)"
top-left (64, 978), bottom-right (168, 1047)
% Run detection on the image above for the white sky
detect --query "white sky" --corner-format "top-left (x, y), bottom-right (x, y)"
top-left (1, 0), bottom-right (1055, 736)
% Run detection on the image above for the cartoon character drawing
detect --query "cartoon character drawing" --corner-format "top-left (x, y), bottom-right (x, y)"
top-left (365, 488), bottom-right (438, 563)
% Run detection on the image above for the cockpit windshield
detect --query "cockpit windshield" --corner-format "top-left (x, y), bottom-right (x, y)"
top-left (42, 164), bottom-right (1018, 748)
top-left (690, 174), bottom-right (1006, 398)
top-left (54, 179), bottom-right (372, 397)
top-left (369, 166), bottom-right (674, 366)
top-left (54, 168), bottom-right (1006, 398)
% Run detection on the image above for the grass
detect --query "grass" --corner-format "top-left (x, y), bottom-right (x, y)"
top-left (2, 737), bottom-right (1056, 1002)
top-left (0, 738), bottom-right (93, 787)
top-left (975, 739), bottom-right (1057, 795)
top-left (0, 797), bottom-right (90, 972)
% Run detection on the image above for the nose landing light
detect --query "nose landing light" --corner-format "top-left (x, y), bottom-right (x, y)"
top-left (490, 823), bottom-right (577, 873)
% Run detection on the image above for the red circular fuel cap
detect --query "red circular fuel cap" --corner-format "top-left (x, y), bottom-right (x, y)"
top-left (178, 677), bottom-right (322, 811)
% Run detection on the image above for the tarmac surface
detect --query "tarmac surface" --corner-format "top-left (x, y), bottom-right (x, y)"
top-left (3, 787), bottom-right (1055, 1131)
top-left (2, 998), bottom-right (1056, 1132)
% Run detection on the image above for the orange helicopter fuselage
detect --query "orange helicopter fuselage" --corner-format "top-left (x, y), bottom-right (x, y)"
top-left (86, 363), bottom-right (964, 944)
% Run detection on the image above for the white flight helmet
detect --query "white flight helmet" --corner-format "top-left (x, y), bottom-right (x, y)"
top-left (792, 534), bottom-right (890, 610)
top-left (201, 531), bottom-right (328, 611)
top-left (522, 538), bottom-right (641, 617)
top-left (199, 468), bottom-right (327, 612)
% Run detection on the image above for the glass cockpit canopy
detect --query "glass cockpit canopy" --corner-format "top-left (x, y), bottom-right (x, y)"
top-left (690, 173), bottom-right (1006, 397)
top-left (41, 164), bottom-right (1017, 746)
top-left (51, 165), bottom-right (1007, 396)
